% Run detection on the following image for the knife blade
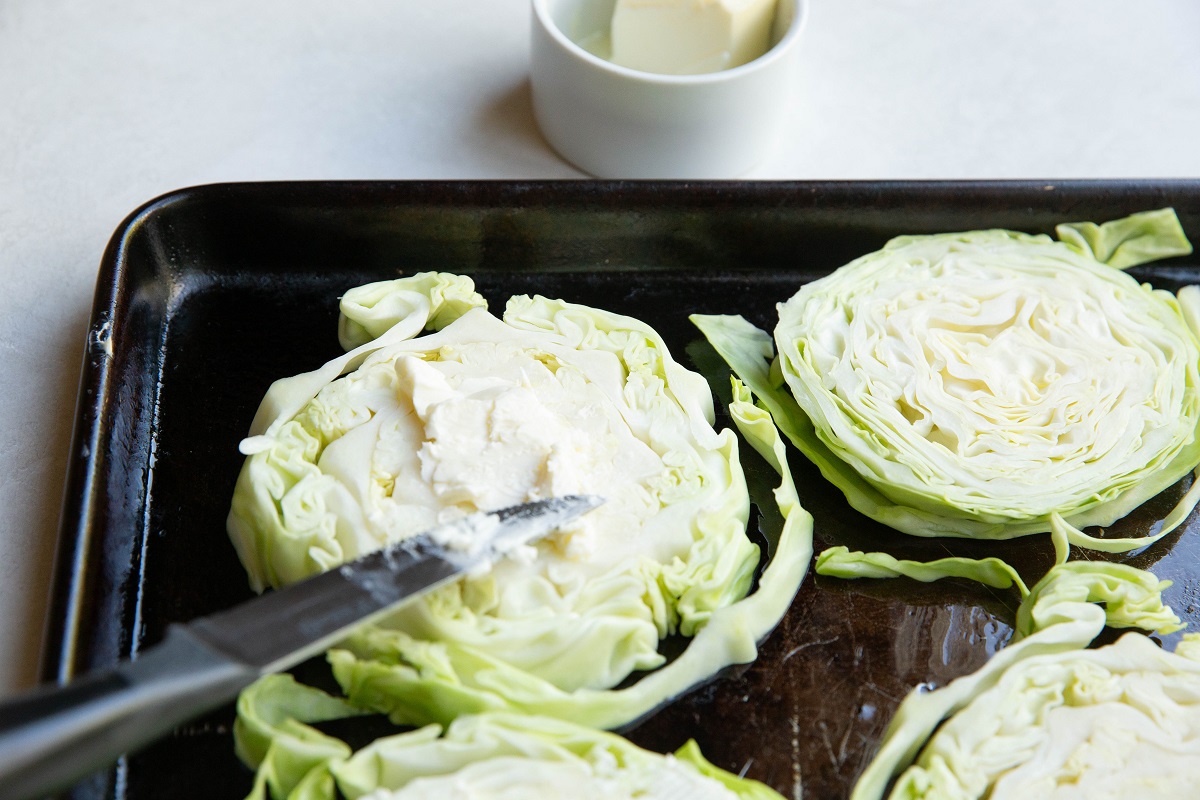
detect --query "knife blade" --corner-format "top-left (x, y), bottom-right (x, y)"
top-left (0, 494), bottom-right (602, 800)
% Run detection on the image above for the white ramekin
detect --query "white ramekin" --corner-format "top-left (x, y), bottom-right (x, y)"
top-left (530, 0), bottom-right (807, 179)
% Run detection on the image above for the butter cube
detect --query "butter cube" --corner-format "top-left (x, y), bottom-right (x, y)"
top-left (610, 0), bottom-right (778, 75)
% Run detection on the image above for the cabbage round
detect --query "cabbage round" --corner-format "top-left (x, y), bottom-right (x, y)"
top-left (777, 224), bottom-right (1200, 538)
top-left (851, 561), bottom-right (1197, 800)
top-left (698, 210), bottom-right (1199, 547)
top-left (700, 212), bottom-right (1195, 546)
top-left (228, 273), bottom-right (809, 731)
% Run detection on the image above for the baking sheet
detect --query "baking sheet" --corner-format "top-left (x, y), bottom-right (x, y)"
top-left (46, 180), bottom-right (1200, 798)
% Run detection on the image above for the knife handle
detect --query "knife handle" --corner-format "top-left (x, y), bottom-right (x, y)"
top-left (0, 625), bottom-right (258, 800)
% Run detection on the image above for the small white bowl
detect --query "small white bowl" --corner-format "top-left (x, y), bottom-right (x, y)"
top-left (530, 0), bottom-right (807, 179)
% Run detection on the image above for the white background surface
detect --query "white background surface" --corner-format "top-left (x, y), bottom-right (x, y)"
top-left (2, 0), bottom-right (1199, 694)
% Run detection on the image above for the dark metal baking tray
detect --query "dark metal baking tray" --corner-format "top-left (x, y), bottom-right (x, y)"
top-left (44, 180), bottom-right (1200, 799)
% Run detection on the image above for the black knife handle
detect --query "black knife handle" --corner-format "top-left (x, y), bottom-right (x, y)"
top-left (0, 625), bottom-right (258, 800)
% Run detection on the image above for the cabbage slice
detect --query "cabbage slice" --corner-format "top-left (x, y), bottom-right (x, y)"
top-left (694, 209), bottom-right (1200, 550)
top-left (227, 273), bottom-right (811, 735)
top-left (848, 561), bottom-right (1195, 800)
top-left (235, 683), bottom-right (784, 800)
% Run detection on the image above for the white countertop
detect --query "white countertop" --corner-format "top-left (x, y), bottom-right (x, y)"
top-left (2, 0), bottom-right (1199, 694)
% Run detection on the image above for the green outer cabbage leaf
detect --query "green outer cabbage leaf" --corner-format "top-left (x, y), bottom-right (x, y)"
top-left (1055, 208), bottom-right (1193, 269)
top-left (235, 682), bottom-right (785, 800)
top-left (815, 546), bottom-right (1029, 596)
top-left (228, 272), bottom-right (812, 736)
top-left (694, 209), bottom-right (1200, 551)
top-left (849, 561), bottom-right (1188, 800)
top-left (235, 674), bottom-right (369, 800)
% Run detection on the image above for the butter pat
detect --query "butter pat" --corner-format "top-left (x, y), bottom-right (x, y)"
top-left (610, 0), bottom-right (778, 75)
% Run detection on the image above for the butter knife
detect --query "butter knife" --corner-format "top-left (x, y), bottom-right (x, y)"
top-left (0, 494), bottom-right (602, 800)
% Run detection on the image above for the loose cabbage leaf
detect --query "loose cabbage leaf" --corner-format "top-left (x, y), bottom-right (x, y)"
top-left (1056, 207), bottom-right (1193, 270)
top-left (695, 210), bottom-right (1200, 552)
top-left (815, 546), bottom-right (1029, 596)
